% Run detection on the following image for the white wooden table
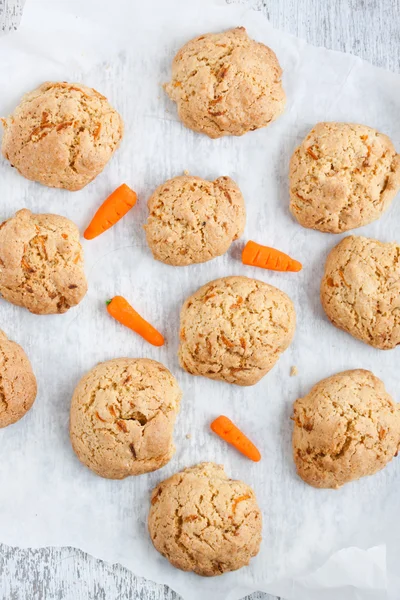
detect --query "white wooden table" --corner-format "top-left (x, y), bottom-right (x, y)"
top-left (0, 1), bottom-right (399, 598)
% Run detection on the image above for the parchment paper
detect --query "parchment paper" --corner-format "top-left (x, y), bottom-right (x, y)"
top-left (0, 1), bottom-right (400, 598)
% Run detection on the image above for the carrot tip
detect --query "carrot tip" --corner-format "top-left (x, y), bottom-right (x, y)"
top-left (292, 261), bottom-right (303, 272)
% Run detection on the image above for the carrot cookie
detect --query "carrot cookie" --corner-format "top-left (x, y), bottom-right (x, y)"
top-left (179, 276), bottom-right (296, 386)
top-left (321, 235), bottom-right (400, 349)
top-left (148, 462), bottom-right (262, 576)
top-left (144, 175), bottom-right (246, 266)
top-left (0, 209), bottom-right (87, 315)
top-left (70, 358), bottom-right (181, 479)
top-left (1, 82), bottom-right (123, 191)
top-left (292, 370), bottom-right (400, 488)
top-left (0, 330), bottom-right (37, 428)
top-left (165, 27), bottom-right (285, 138)
top-left (290, 122), bottom-right (400, 233)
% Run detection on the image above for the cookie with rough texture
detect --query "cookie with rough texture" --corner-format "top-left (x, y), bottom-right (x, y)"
top-left (290, 122), bottom-right (400, 233)
top-left (0, 330), bottom-right (37, 428)
top-left (179, 276), bottom-right (296, 386)
top-left (165, 27), bottom-right (285, 139)
top-left (292, 370), bottom-right (400, 489)
top-left (144, 175), bottom-right (246, 266)
top-left (148, 462), bottom-right (262, 576)
top-left (0, 209), bottom-right (87, 315)
top-left (321, 236), bottom-right (400, 349)
top-left (1, 82), bottom-right (123, 191)
top-left (70, 358), bottom-right (182, 479)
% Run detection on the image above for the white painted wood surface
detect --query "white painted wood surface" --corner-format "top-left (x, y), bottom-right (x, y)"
top-left (0, 1), bottom-right (399, 599)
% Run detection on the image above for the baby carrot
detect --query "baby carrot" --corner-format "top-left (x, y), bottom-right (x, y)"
top-left (106, 296), bottom-right (164, 347)
top-left (210, 415), bottom-right (261, 462)
top-left (242, 240), bottom-right (302, 272)
top-left (84, 184), bottom-right (137, 240)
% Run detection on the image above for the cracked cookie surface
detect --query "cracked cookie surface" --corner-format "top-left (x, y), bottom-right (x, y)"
top-left (70, 358), bottom-right (182, 479)
top-left (144, 175), bottom-right (245, 266)
top-left (292, 369), bottom-right (400, 489)
top-left (165, 27), bottom-right (285, 139)
top-left (289, 122), bottom-right (400, 233)
top-left (0, 329), bottom-right (37, 428)
top-left (148, 462), bottom-right (262, 576)
top-left (1, 81), bottom-right (123, 191)
top-left (0, 209), bottom-right (87, 315)
top-left (178, 275), bottom-right (296, 386)
top-left (321, 235), bottom-right (400, 349)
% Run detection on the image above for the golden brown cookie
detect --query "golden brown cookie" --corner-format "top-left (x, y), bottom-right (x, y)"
top-left (165, 27), bottom-right (285, 138)
top-left (292, 370), bottom-right (400, 488)
top-left (320, 235), bottom-right (400, 349)
top-left (1, 82), bottom-right (123, 191)
top-left (0, 330), bottom-right (37, 428)
top-left (290, 122), bottom-right (400, 233)
top-left (70, 358), bottom-right (182, 479)
top-left (148, 462), bottom-right (262, 576)
top-left (144, 175), bottom-right (246, 266)
top-left (178, 276), bottom-right (296, 386)
top-left (0, 209), bottom-right (87, 315)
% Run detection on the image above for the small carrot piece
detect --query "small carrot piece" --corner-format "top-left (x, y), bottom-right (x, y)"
top-left (106, 295), bottom-right (164, 347)
top-left (242, 240), bottom-right (302, 272)
top-left (210, 415), bottom-right (261, 462)
top-left (84, 184), bottom-right (137, 240)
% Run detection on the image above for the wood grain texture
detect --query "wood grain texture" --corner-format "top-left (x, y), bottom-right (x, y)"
top-left (0, 0), bottom-right (398, 599)
top-left (0, 546), bottom-right (273, 600)
top-left (0, 0), bottom-right (23, 30)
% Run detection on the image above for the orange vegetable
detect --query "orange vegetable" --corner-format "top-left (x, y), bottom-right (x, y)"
top-left (106, 296), bottom-right (164, 347)
top-left (84, 184), bottom-right (137, 240)
top-left (242, 240), bottom-right (302, 272)
top-left (210, 415), bottom-right (261, 462)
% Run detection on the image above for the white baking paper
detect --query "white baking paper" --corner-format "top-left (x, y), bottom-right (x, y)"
top-left (0, 1), bottom-right (400, 598)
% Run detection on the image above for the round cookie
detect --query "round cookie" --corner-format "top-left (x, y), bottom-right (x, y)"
top-left (320, 235), bottom-right (400, 349)
top-left (70, 358), bottom-right (182, 479)
top-left (165, 27), bottom-right (285, 139)
top-left (178, 276), bottom-right (296, 386)
top-left (148, 462), bottom-right (262, 576)
top-left (292, 370), bottom-right (400, 489)
top-left (0, 209), bottom-right (87, 315)
top-left (0, 330), bottom-right (37, 428)
top-left (144, 175), bottom-right (246, 266)
top-left (1, 82), bottom-right (123, 191)
top-left (289, 122), bottom-right (400, 233)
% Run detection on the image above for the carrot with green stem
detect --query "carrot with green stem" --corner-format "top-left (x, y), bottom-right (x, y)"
top-left (106, 296), bottom-right (164, 346)
top-left (242, 240), bottom-right (302, 272)
top-left (210, 415), bottom-right (261, 462)
top-left (84, 184), bottom-right (137, 240)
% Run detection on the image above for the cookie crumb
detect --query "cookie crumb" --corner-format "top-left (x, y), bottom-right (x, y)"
top-left (186, 433), bottom-right (192, 439)
top-left (290, 366), bottom-right (298, 377)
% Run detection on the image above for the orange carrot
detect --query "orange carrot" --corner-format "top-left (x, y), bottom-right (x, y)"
top-left (106, 296), bottom-right (164, 347)
top-left (242, 240), bottom-right (302, 272)
top-left (210, 415), bottom-right (261, 462)
top-left (84, 184), bottom-right (137, 240)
